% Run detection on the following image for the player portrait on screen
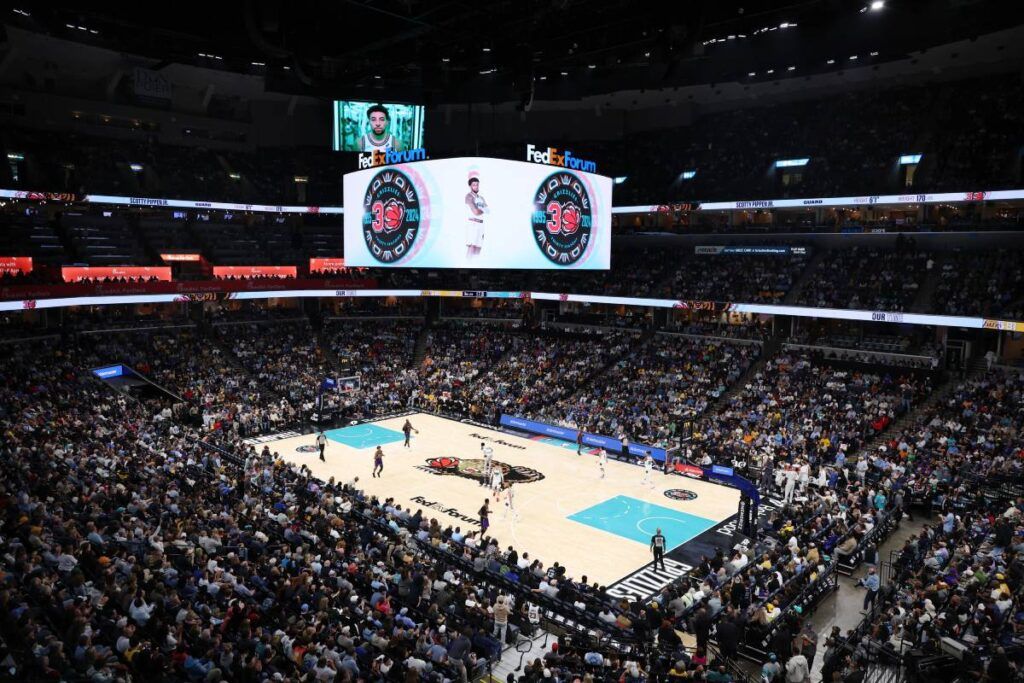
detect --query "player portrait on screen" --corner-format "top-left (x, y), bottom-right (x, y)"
top-left (359, 104), bottom-right (403, 153)
top-left (464, 173), bottom-right (489, 259)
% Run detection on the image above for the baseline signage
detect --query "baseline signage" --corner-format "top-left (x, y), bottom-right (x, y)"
top-left (91, 365), bottom-right (125, 379)
top-left (212, 266), bottom-right (297, 279)
top-left (62, 266), bottom-right (172, 283)
top-left (160, 253), bottom-right (201, 262)
top-left (499, 414), bottom-right (668, 461)
top-left (704, 467), bottom-right (760, 506)
top-left (343, 157), bottom-right (612, 270)
top-left (0, 256), bottom-right (32, 275)
top-left (309, 258), bottom-right (348, 273)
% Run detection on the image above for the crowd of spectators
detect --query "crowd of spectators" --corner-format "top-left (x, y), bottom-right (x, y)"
top-left (1, 300), bottom-right (1022, 680)
top-left (667, 255), bottom-right (808, 305)
top-left (413, 321), bottom-right (519, 418)
top-left (797, 247), bottom-right (930, 312)
top-left (816, 368), bottom-right (1024, 682)
top-left (538, 335), bottom-right (759, 447)
top-left (0, 339), bottom-right (534, 681)
top-left (689, 351), bottom-right (935, 470)
top-left (322, 319), bottom-right (420, 419)
top-left (467, 329), bottom-right (641, 417)
top-left (932, 250), bottom-right (1024, 319)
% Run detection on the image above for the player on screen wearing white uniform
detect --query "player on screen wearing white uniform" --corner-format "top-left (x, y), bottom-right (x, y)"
top-left (480, 442), bottom-right (494, 487)
top-left (359, 104), bottom-right (403, 153)
top-left (490, 466), bottom-right (504, 500)
top-left (465, 175), bottom-right (489, 259)
top-left (599, 448), bottom-right (609, 479)
top-left (641, 452), bottom-right (655, 487)
top-left (503, 484), bottom-right (520, 520)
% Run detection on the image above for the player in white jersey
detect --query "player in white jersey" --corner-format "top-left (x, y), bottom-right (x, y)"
top-left (641, 452), bottom-right (655, 487)
top-left (599, 448), bottom-right (609, 479)
top-left (359, 104), bottom-right (403, 153)
top-left (503, 484), bottom-right (519, 520)
top-left (490, 466), bottom-right (504, 500)
top-left (465, 175), bottom-right (489, 259)
top-left (480, 442), bottom-right (494, 487)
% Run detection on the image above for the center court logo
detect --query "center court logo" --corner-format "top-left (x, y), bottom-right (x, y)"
top-left (419, 457), bottom-right (545, 486)
top-left (362, 169), bottom-right (422, 264)
top-left (531, 172), bottom-right (594, 266)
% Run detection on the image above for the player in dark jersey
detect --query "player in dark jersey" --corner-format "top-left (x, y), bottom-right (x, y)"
top-left (651, 527), bottom-right (667, 571)
top-left (479, 499), bottom-right (491, 534)
top-left (402, 419), bottom-right (418, 447)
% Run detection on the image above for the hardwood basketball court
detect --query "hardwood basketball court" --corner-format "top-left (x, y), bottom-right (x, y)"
top-left (256, 412), bottom-right (740, 588)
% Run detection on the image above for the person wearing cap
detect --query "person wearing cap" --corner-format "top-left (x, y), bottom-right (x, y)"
top-left (762, 653), bottom-right (782, 682)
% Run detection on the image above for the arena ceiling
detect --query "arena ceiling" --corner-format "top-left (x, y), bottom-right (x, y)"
top-left (8, 0), bottom-right (1024, 104)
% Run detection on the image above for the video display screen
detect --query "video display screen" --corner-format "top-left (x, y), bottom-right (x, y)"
top-left (332, 101), bottom-right (425, 153)
top-left (343, 157), bottom-right (612, 270)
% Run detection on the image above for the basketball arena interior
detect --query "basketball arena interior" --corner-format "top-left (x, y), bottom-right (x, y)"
top-left (0, 3), bottom-right (1023, 682)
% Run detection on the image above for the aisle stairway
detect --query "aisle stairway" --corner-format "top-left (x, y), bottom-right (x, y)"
top-left (783, 248), bottom-right (830, 305)
top-left (860, 370), bottom-right (959, 453)
top-left (713, 333), bottom-right (782, 408)
top-left (910, 255), bottom-right (944, 313)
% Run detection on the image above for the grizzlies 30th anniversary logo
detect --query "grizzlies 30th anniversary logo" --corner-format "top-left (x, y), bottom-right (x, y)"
top-left (362, 168), bottom-right (421, 264)
top-left (419, 457), bottom-right (545, 486)
top-left (531, 171), bottom-right (594, 266)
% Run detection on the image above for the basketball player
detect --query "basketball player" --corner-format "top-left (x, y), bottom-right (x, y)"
top-left (599, 447), bottom-right (608, 479)
top-left (490, 465), bottom-right (504, 500)
top-left (372, 446), bottom-right (385, 478)
top-left (359, 104), bottom-right (403, 153)
top-left (641, 452), bottom-right (655, 487)
top-left (783, 462), bottom-right (798, 504)
top-left (402, 419), bottom-right (418, 448)
top-left (465, 175), bottom-right (489, 259)
top-left (479, 499), bottom-right (491, 535)
top-left (316, 431), bottom-right (327, 462)
top-left (576, 428), bottom-right (584, 455)
top-left (503, 484), bottom-right (519, 520)
top-left (481, 442), bottom-right (494, 486)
